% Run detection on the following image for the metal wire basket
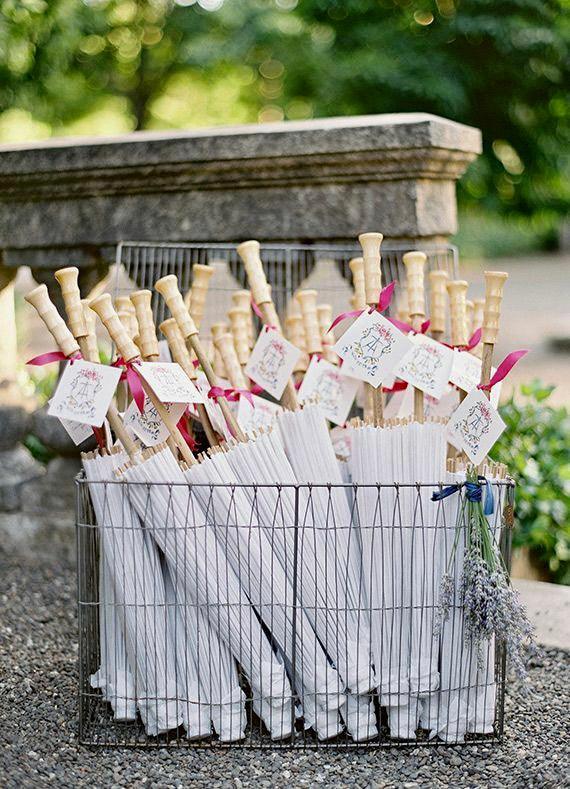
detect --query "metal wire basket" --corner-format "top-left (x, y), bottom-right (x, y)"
top-left (114, 241), bottom-right (458, 339)
top-left (76, 475), bottom-right (512, 749)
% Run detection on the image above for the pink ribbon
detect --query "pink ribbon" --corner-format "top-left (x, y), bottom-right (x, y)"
top-left (176, 416), bottom-right (198, 451)
top-left (27, 350), bottom-right (82, 366)
top-left (208, 385), bottom-right (255, 407)
top-left (328, 281), bottom-right (396, 334)
top-left (477, 349), bottom-right (529, 391)
top-left (388, 317), bottom-right (431, 335)
top-left (442, 327), bottom-right (482, 351)
top-left (249, 382), bottom-right (264, 395)
top-left (113, 357), bottom-right (145, 412)
top-left (251, 296), bottom-right (277, 331)
top-left (382, 380), bottom-right (408, 394)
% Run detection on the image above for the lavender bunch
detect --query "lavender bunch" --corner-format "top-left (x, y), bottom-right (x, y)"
top-left (436, 468), bottom-right (535, 683)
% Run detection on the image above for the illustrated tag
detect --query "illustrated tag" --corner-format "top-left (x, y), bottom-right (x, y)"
top-left (137, 362), bottom-right (205, 404)
top-left (48, 360), bottom-right (121, 427)
top-left (124, 394), bottom-right (187, 446)
top-left (244, 328), bottom-right (301, 399)
top-left (297, 357), bottom-right (360, 426)
top-left (447, 388), bottom-right (506, 465)
top-left (236, 394), bottom-right (283, 436)
top-left (333, 310), bottom-right (413, 388)
top-left (394, 334), bottom-right (454, 400)
top-left (158, 340), bottom-right (172, 363)
top-left (385, 383), bottom-right (459, 420)
top-left (58, 416), bottom-right (93, 446)
top-left (449, 351), bottom-right (502, 408)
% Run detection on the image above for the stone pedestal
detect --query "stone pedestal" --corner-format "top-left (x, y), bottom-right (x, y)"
top-left (0, 113), bottom-right (481, 274)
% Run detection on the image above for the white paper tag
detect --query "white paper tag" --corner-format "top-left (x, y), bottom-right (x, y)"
top-left (236, 394), bottom-right (283, 436)
top-left (244, 328), bottom-right (301, 399)
top-left (58, 416), bottom-right (93, 446)
top-left (394, 334), bottom-right (454, 399)
top-left (449, 351), bottom-right (502, 408)
top-left (158, 340), bottom-right (172, 363)
top-left (385, 383), bottom-right (459, 420)
top-left (333, 310), bottom-right (413, 388)
top-left (447, 388), bottom-right (506, 465)
top-left (297, 357), bottom-right (360, 426)
top-left (48, 360), bottom-right (121, 427)
top-left (136, 362), bottom-right (205, 404)
top-left (124, 394), bottom-right (187, 446)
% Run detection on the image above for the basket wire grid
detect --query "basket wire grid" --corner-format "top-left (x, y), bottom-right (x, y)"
top-left (114, 241), bottom-right (458, 340)
top-left (76, 477), bottom-right (512, 748)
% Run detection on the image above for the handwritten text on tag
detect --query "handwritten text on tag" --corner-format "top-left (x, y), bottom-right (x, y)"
top-left (395, 334), bottom-right (454, 400)
top-left (298, 357), bottom-right (360, 426)
top-left (137, 362), bottom-right (205, 404)
top-left (244, 328), bottom-right (301, 399)
top-left (447, 388), bottom-right (506, 465)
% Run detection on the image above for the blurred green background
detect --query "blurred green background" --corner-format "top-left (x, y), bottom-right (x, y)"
top-left (1, 0), bottom-right (569, 258)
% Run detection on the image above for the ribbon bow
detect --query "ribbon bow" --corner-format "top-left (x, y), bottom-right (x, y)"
top-left (27, 350), bottom-right (82, 366)
top-left (431, 477), bottom-right (495, 515)
top-left (113, 357), bottom-right (145, 412)
top-left (328, 281), bottom-right (396, 333)
top-left (177, 416), bottom-right (198, 451)
top-left (208, 386), bottom-right (255, 407)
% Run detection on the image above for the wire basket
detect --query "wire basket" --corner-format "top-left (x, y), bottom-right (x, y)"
top-left (76, 475), bottom-right (512, 749)
top-left (114, 241), bottom-right (458, 340)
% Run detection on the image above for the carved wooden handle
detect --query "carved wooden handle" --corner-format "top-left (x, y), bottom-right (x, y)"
top-left (54, 267), bottom-right (87, 339)
top-left (81, 300), bottom-right (99, 363)
top-left (358, 232), bottom-right (383, 305)
top-left (214, 332), bottom-right (248, 389)
top-left (90, 294), bottom-right (140, 362)
top-left (482, 271), bottom-right (508, 344)
top-left (428, 270), bottom-right (448, 334)
top-left (237, 240), bottom-right (272, 305)
top-left (395, 288), bottom-right (410, 324)
top-left (24, 285), bottom-right (80, 358)
top-left (446, 280), bottom-right (469, 347)
top-left (232, 288), bottom-right (255, 347)
top-left (155, 275), bottom-right (198, 338)
top-left (188, 264), bottom-right (214, 329)
top-left (348, 256), bottom-right (366, 311)
top-left (317, 304), bottom-right (337, 363)
top-left (130, 290), bottom-right (159, 360)
top-left (159, 317), bottom-right (197, 380)
top-left (210, 322), bottom-right (228, 378)
top-left (296, 289), bottom-right (322, 355)
top-left (285, 314), bottom-right (309, 373)
top-left (465, 299), bottom-right (474, 336)
top-left (403, 251), bottom-right (426, 319)
top-left (472, 298), bottom-right (485, 331)
top-left (228, 307), bottom-right (251, 366)
top-left (114, 296), bottom-right (137, 338)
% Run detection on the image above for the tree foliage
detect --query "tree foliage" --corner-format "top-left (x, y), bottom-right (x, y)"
top-left (0, 0), bottom-right (568, 215)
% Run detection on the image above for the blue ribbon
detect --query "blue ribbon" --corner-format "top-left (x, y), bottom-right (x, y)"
top-left (431, 476), bottom-right (494, 515)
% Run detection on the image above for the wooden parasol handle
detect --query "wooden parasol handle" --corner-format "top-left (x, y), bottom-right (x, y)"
top-left (81, 300), bottom-right (100, 364)
top-left (317, 304), bottom-right (337, 364)
top-left (155, 275), bottom-right (246, 441)
top-left (227, 307), bottom-right (251, 368)
top-left (348, 256), bottom-right (366, 311)
top-left (296, 289), bottom-right (322, 357)
top-left (54, 267), bottom-right (88, 339)
top-left (359, 232), bottom-right (384, 425)
top-left (130, 290), bottom-right (159, 361)
top-left (214, 332), bottom-right (248, 390)
top-left (480, 271), bottom-right (509, 393)
top-left (160, 317), bottom-right (220, 447)
top-left (285, 315), bottom-right (309, 376)
top-left (185, 264), bottom-right (214, 328)
top-left (446, 280), bottom-right (469, 347)
top-left (428, 270), bottom-right (448, 339)
top-left (403, 250), bottom-right (427, 422)
top-left (231, 289), bottom-right (255, 348)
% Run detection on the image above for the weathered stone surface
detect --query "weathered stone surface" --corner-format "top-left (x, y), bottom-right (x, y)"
top-left (0, 405), bottom-right (30, 450)
top-left (0, 113), bottom-right (481, 269)
top-left (0, 445), bottom-right (43, 512)
top-left (31, 406), bottom-right (96, 457)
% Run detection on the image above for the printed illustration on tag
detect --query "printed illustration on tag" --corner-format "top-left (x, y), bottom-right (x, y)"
top-left (124, 394), bottom-right (187, 446)
top-left (58, 415), bottom-right (94, 445)
top-left (449, 350), bottom-right (502, 407)
top-left (244, 328), bottom-right (301, 399)
top-left (48, 360), bottom-right (121, 427)
top-left (236, 394), bottom-right (283, 435)
top-left (137, 362), bottom-right (205, 404)
top-left (298, 357), bottom-right (360, 426)
top-left (447, 388), bottom-right (506, 465)
top-left (333, 310), bottom-right (413, 388)
top-left (395, 334), bottom-right (454, 399)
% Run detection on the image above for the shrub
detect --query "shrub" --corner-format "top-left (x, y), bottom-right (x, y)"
top-left (493, 380), bottom-right (570, 585)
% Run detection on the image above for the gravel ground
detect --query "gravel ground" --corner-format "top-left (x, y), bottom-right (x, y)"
top-left (1, 553), bottom-right (569, 789)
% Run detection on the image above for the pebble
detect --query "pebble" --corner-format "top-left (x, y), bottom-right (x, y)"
top-left (1, 554), bottom-right (569, 788)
